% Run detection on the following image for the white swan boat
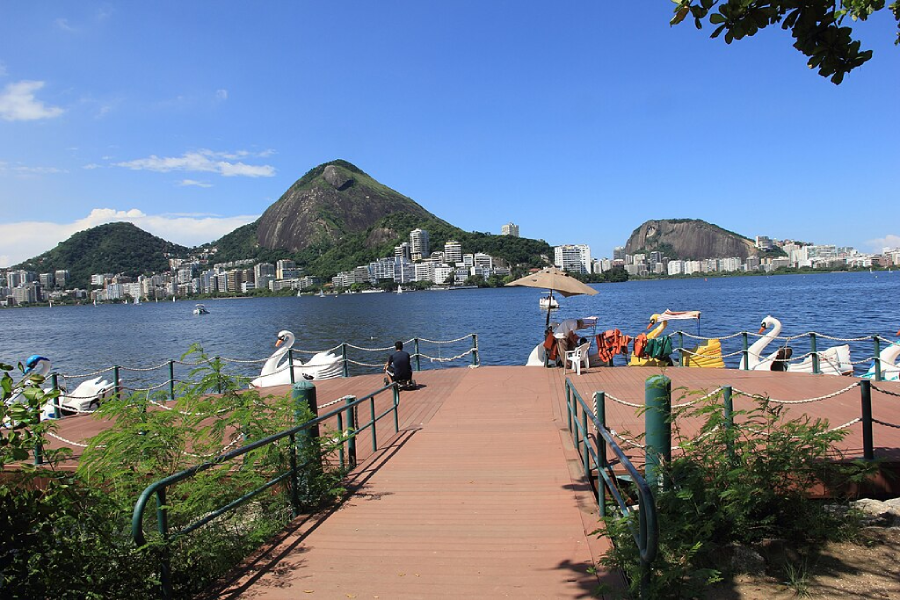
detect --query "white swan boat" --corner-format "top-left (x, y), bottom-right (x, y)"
top-left (862, 330), bottom-right (900, 381)
top-left (58, 376), bottom-right (117, 414)
top-left (250, 330), bottom-right (343, 387)
top-left (193, 304), bottom-right (210, 315)
top-left (5, 356), bottom-right (115, 420)
top-left (748, 315), bottom-right (852, 375)
top-left (539, 295), bottom-right (559, 310)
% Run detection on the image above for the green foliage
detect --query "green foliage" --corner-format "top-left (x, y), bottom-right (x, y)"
top-left (600, 391), bottom-right (875, 599)
top-left (671, 0), bottom-right (899, 84)
top-left (1, 346), bottom-right (346, 599)
top-left (14, 223), bottom-right (189, 289)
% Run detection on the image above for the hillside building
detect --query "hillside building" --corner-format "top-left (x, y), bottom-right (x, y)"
top-left (410, 229), bottom-right (430, 260)
top-left (501, 222), bottom-right (519, 237)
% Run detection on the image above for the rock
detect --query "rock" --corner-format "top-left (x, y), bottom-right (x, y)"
top-left (625, 219), bottom-right (757, 260)
top-left (728, 543), bottom-right (766, 574)
top-left (324, 165), bottom-right (353, 190)
top-left (852, 498), bottom-right (895, 526)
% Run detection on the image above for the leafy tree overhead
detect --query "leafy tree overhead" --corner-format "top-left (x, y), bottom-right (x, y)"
top-left (671, 0), bottom-right (899, 83)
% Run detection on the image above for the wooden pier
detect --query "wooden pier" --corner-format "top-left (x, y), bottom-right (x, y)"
top-left (38, 365), bottom-right (900, 598)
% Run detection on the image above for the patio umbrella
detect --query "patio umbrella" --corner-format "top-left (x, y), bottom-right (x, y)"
top-left (506, 267), bottom-right (598, 329)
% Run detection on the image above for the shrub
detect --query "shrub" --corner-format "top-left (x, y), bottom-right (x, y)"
top-left (600, 390), bottom-right (875, 599)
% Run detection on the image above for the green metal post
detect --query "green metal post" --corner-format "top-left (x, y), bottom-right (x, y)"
top-left (114, 365), bottom-right (121, 400)
top-left (723, 386), bottom-right (734, 462)
top-left (51, 373), bottom-right (61, 419)
top-left (288, 349), bottom-right (296, 385)
top-left (292, 381), bottom-right (321, 505)
top-left (741, 333), bottom-right (749, 370)
top-left (157, 488), bottom-right (172, 600)
top-left (644, 375), bottom-right (671, 490)
top-left (566, 383), bottom-right (573, 433)
top-left (336, 411), bottom-right (345, 469)
top-left (289, 433), bottom-right (300, 516)
top-left (393, 386), bottom-right (400, 433)
top-left (810, 333), bottom-right (819, 374)
top-left (860, 380), bottom-right (874, 460)
top-left (873, 336), bottom-right (882, 381)
top-left (214, 357), bottom-right (222, 393)
top-left (581, 409), bottom-right (589, 478)
top-left (33, 440), bottom-right (43, 465)
top-left (471, 334), bottom-right (479, 366)
top-left (341, 343), bottom-right (349, 378)
top-left (678, 332), bottom-right (685, 366)
top-left (168, 360), bottom-right (175, 401)
top-left (414, 338), bottom-right (421, 371)
top-left (370, 398), bottom-right (378, 452)
top-left (346, 396), bottom-right (357, 468)
top-left (594, 391), bottom-right (606, 517)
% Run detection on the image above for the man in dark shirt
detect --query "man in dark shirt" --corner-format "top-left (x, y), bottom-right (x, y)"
top-left (384, 341), bottom-right (413, 387)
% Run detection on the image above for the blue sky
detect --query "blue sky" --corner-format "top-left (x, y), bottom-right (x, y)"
top-left (1, 1), bottom-right (898, 268)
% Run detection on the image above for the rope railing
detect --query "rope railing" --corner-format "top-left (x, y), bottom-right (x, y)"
top-left (37, 334), bottom-right (479, 422)
top-left (581, 375), bottom-right (898, 463)
top-left (671, 328), bottom-right (898, 378)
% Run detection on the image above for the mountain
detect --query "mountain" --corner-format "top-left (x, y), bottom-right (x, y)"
top-left (258, 160), bottom-right (439, 252)
top-left (15, 222), bottom-right (189, 288)
top-left (209, 160), bottom-right (552, 279)
top-left (624, 219), bottom-right (756, 260)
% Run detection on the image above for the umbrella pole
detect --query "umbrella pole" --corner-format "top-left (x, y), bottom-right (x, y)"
top-left (544, 289), bottom-right (553, 367)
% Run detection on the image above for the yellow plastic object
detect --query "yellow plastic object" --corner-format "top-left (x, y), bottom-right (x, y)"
top-left (628, 355), bottom-right (670, 367)
top-left (683, 338), bottom-right (725, 368)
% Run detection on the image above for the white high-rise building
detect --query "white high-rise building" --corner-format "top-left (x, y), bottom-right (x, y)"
top-left (501, 222), bottom-right (519, 237)
top-left (444, 240), bottom-right (463, 264)
top-left (410, 229), bottom-right (430, 260)
top-left (554, 244), bottom-right (591, 274)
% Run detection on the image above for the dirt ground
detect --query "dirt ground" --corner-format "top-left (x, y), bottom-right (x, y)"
top-left (705, 527), bottom-right (900, 599)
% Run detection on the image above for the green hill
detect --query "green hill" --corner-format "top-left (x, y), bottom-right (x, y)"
top-left (15, 223), bottom-right (188, 288)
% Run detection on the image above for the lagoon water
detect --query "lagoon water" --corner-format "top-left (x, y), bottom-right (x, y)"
top-left (2, 271), bottom-right (898, 383)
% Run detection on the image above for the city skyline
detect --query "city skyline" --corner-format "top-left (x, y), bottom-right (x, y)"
top-left (2, 2), bottom-right (898, 268)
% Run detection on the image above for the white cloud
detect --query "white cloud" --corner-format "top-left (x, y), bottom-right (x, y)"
top-left (0, 208), bottom-right (259, 268)
top-left (216, 89), bottom-right (228, 101)
top-left (54, 18), bottom-right (77, 32)
top-left (178, 179), bottom-right (213, 188)
top-left (866, 234), bottom-right (900, 253)
top-left (115, 149), bottom-right (275, 177)
top-left (0, 80), bottom-right (65, 121)
top-left (82, 163), bottom-right (102, 170)
top-left (0, 160), bottom-right (67, 176)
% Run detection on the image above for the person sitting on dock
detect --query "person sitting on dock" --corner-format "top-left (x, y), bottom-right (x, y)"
top-left (384, 341), bottom-right (415, 389)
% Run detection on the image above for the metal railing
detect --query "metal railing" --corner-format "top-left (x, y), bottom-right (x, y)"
top-left (131, 381), bottom-right (401, 600)
top-left (564, 378), bottom-right (658, 599)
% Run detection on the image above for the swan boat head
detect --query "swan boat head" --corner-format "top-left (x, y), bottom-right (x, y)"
top-left (23, 355), bottom-right (51, 377)
top-left (746, 316), bottom-right (782, 370)
top-left (646, 314), bottom-right (667, 339)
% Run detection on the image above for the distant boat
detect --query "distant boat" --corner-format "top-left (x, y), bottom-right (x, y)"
top-left (172, 296), bottom-right (176, 303)
top-left (539, 294), bottom-right (559, 310)
top-left (318, 290), bottom-right (325, 298)
top-left (397, 285), bottom-right (404, 294)
top-left (360, 289), bottom-right (385, 294)
top-left (296, 290), bottom-right (302, 297)
top-left (193, 303), bottom-right (210, 315)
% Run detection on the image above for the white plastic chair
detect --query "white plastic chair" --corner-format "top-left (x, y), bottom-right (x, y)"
top-left (565, 342), bottom-right (591, 375)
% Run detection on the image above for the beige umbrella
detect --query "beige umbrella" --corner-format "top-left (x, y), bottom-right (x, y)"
top-left (506, 267), bottom-right (598, 328)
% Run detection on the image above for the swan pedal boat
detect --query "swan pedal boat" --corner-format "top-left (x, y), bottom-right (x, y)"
top-left (748, 315), bottom-right (853, 375)
top-left (250, 330), bottom-right (343, 388)
top-left (4, 356), bottom-right (114, 422)
top-left (862, 330), bottom-right (900, 381)
top-left (630, 310), bottom-right (724, 368)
